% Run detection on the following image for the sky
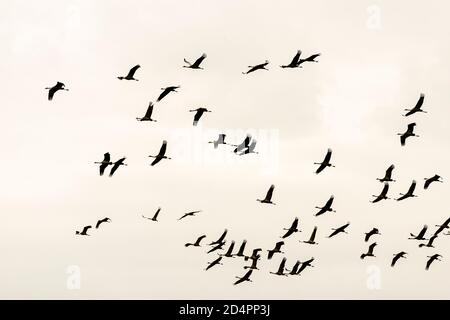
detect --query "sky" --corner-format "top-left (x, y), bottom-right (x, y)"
top-left (1, 0), bottom-right (450, 299)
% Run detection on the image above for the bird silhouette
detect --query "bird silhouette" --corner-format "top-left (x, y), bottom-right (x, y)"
top-left (281, 217), bottom-right (300, 239)
top-left (207, 242), bottom-right (226, 254)
top-left (328, 223), bottom-right (350, 238)
top-left (178, 210), bottom-right (201, 221)
top-left (95, 217), bottom-right (111, 229)
top-left (149, 140), bottom-right (171, 166)
top-left (234, 240), bottom-right (247, 258)
top-left (208, 134), bottom-right (228, 149)
top-left (76, 225), bottom-right (92, 236)
top-left (377, 165), bottom-right (395, 183)
top-left (117, 65), bottom-right (140, 81)
top-left (371, 183), bottom-right (390, 203)
top-left (302, 226), bottom-right (319, 245)
top-left (391, 252), bottom-right (407, 267)
top-left (398, 123), bottom-right (419, 146)
top-left (233, 134), bottom-right (252, 154)
top-left (257, 184), bottom-right (276, 205)
top-left (205, 256), bottom-right (223, 271)
top-left (419, 234), bottom-right (438, 248)
top-left (95, 153), bottom-right (113, 176)
top-left (209, 229), bottom-right (228, 246)
top-left (185, 235), bottom-right (207, 247)
top-left (365, 228), bottom-right (381, 242)
top-left (361, 242), bottom-right (377, 259)
top-left (219, 241), bottom-right (236, 258)
top-left (157, 86), bottom-right (180, 102)
top-left (267, 241), bottom-right (284, 259)
top-left (315, 195), bottom-right (335, 216)
top-left (298, 53), bottom-right (321, 65)
top-left (109, 157), bottom-right (127, 177)
top-left (403, 94), bottom-right (426, 117)
top-left (45, 81), bottom-right (68, 101)
top-left (189, 108), bottom-right (211, 126)
top-left (183, 53), bottom-right (207, 69)
top-left (434, 217), bottom-right (450, 236)
top-left (244, 248), bottom-right (262, 262)
top-left (244, 256), bottom-right (260, 270)
top-left (234, 270), bottom-right (253, 285)
top-left (286, 260), bottom-right (301, 275)
top-left (239, 140), bottom-right (258, 156)
top-left (242, 60), bottom-right (269, 74)
top-left (142, 207), bottom-right (161, 222)
top-left (396, 180), bottom-right (417, 201)
top-left (409, 225), bottom-right (428, 240)
top-left (425, 254), bottom-right (442, 270)
top-left (280, 50), bottom-right (302, 68)
top-left (136, 102), bottom-right (157, 122)
top-left (296, 258), bottom-right (315, 275)
top-left (424, 175), bottom-right (443, 189)
top-left (314, 148), bottom-right (334, 174)
top-left (270, 257), bottom-right (288, 276)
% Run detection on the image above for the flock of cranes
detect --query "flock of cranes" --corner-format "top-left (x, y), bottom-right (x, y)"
top-left (45, 49), bottom-right (447, 287)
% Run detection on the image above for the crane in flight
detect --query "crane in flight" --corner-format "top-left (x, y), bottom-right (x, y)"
top-left (209, 229), bottom-right (228, 246)
top-left (409, 225), bottom-right (428, 240)
top-left (371, 183), bottom-right (390, 203)
top-left (280, 50), bottom-right (302, 68)
top-left (425, 254), bottom-right (442, 270)
top-left (242, 60), bottom-right (269, 74)
top-left (185, 235), bottom-right (207, 247)
top-left (296, 258), bottom-right (315, 275)
top-left (286, 261), bottom-right (301, 275)
top-left (178, 210), bottom-right (202, 221)
top-left (328, 223), bottom-right (350, 238)
top-left (257, 184), bottom-right (276, 205)
top-left (267, 241), bottom-right (284, 260)
top-left (270, 257), bottom-right (288, 276)
top-left (219, 241), bottom-right (236, 258)
top-left (365, 228), bottom-right (381, 242)
top-left (245, 248), bottom-right (262, 262)
top-left (234, 240), bottom-right (247, 258)
top-left (377, 165), bottom-right (395, 183)
top-left (434, 217), bottom-right (450, 236)
top-left (189, 108), bottom-right (211, 126)
top-left (45, 81), bottom-right (68, 101)
top-left (244, 256), bottom-right (260, 270)
top-left (183, 53), bottom-right (207, 69)
top-left (315, 195), bottom-right (335, 216)
top-left (302, 226), bottom-right (318, 245)
top-left (398, 123), bottom-right (419, 146)
top-left (424, 175), bottom-right (443, 189)
top-left (205, 256), bottom-right (223, 271)
top-left (314, 148), bottom-right (334, 174)
top-left (136, 102), bottom-right (157, 122)
top-left (95, 152), bottom-right (113, 176)
top-left (208, 134), bottom-right (228, 149)
top-left (117, 65), bottom-right (140, 81)
top-left (76, 225), bottom-right (92, 236)
top-left (95, 217), bottom-right (111, 229)
top-left (403, 94), bottom-right (426, 117)
top-left (391, 252), bottom-right (407, 267)
top-left (298, 53), bottom-right (321, 65)
top-left (233, 134), bottom-right (252, 154)
top-left (234, 270), bottom-right (253, 285)
top-left (157, 86), bottom-right (180, 102)
top-left (239, 140), bottom-right (258, 156)
top-left (142, 207), bottom-right (161, 222)
top-left (361, 242), bottom-right (377, 259)
top-left (109, 157), bottom-right (127, 177)
top-left (281, 217), bottom-right (300, 239)
top-left (207, 242), bottom-right (226, 254)
top-left (419, 234), bottom-right (438, 248)
top-left (396, 180), bottom-right (417, 201)
top-left (149, 140), bottom-right (171, 166)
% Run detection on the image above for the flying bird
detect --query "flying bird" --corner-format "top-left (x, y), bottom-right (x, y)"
top-left (281, 217), bottom-right (300, 239)
top-left (233, 134), bottom-right (252, 154)
top-left (419, 234), bottom-right (438, 248)
top-left (183, 53), bottom-right (207, 69)
top-left (142, 207), bottom-right (161, 222)
top-left (298, 53), bottom-right (321, 65)
top-left (244, 248), bottom-right (262, 262)
top-left (424, 175), bottom-right (443, 189)
top-left (280, 50), bottom-right (302, 68)
top-left (434, 217), bottom-right (450, 236)
top-left (398, 123), bottom-right (419, 146)
top-left (117, 65), bottom-right (140, 81)
top-left (244, 256), bottom-right (260, 270)
top-left (209, 229), bottom-right (228, 246)
top-left (270, 257), bottom-right (288, 276)
top-left (185, 235), bottom-right (207, 247)
top-left (219, 241), bottom-right (236, 258)
top-left (234, 270), bottom-right (253, 285)
top-left (377, 165), bottom-right (395, 183)
top-left (45, 81), bottom-right (68, 101)
top-left (149, 140), bottom-right (171, 166)
top-left (360, 243), bottom-right (377, 259)
top-left (314, 148), bottom-right (334, 174)
top-left (239, 140), bottom-right (258, 156)
top-left (95, 217), bottom-right (111, 229)
top-left (371, 183), bottom-right (390, 203)
top-left (178, 210), bottom-right (201, 221)
top-left (208, 134), bottom-right (228, 148)
top-left (286, 261), bottom-right (301, 275)
top-left (315, 195), bottom-right (335, 216)
top-left (396, 180), bottom-right (417, 201)
top-left (95, 152), bottom-right (113, 176)
top-left (242, 60), bottom-right (269, 74)
top-left (205, 256), bottom-right (223, 271)
top-left (136, 102), bottom-right (157, 122)
top-left (267, 241), bottom-right (284, 260)
top-left (365, 228), bottom-right (381, 242)
top-left (409, 225), bottom-right (428, 240)
top-left (234, 240), bottom-right (247, 258)
top-left (157, 86), bottom-right (180, 102)
top-left (109, 157), bottom-right (127, 177)
top-left (76, 225), bottom-right (92, 236)
top-left (391, 252), bottom-right (407, 267)
top-left (302, 226), bottom-right (318, 245)
top-left (403, 94), bottom-right (426, 117)
top-left (425, 254), bottom-right (442, 270)
top-left (189, 108), bottom-right (211, 126)
top-left (207, 242), bottom-right (226, 254)
top-left (296, 258), bottom-right (315, 275)
top-left (328, 223), bottom-right (350, 238)
top-left (257, 184), bottom-right (276, 205)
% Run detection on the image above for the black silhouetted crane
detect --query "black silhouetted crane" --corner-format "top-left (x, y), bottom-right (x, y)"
top-left (315, 195), bottom-right (335, 216)
top-left (117, 65), bottom-right (140, 81)
top-left (45, 82), bottom-right (68, 101)
top-left (183, 53), bottom-right (207, 69)
top-left (286, 261), bottom-right (301, 275)
top-left (209, 229), bottom-right (228, 246)
top-left (396, 180), bottom-right (417, 201)
top-left (365, 228), bottom-right (381, 242)
top-left (245, 248), bottom-right (262, 262)
top-left (398, 123), bottom-right (419, 146)
top-left (239, 140), bottom-right (258, 156)
top-left (207, 242), bottom-right (226, 254)
top-left (403, 94), bottom-right (426, 117)
top-left (391, 252), bottom-right (407, 267)
top-left (328, 223), bottom-right (350, 238)
top-left (242, 60), bottom-right (269, 74)
top-left (157, 86), bottom-right (180, 102)
top-left (377, 165), bottom-right (395, 183)
top-left (425, 254), bottom-right (442, 270)
top-left (185, 235), bottom-right (207, 247)
top-left (244, 256), bottom-right (260, 270)
top-left (409, 225), bottom-right (428, 240)
top-left (109, 157), bottom-right (127, 177)
top-left (424, 175), bottom-right (443, 189)
top-left (302, 226), bottom-right (319, 245)
top-left (296, 258), bottom-right (315, 275)
top-left (419, 234), bottom-right (438, 248)
top-left (434, 217), bottom-right (450, 236)
top-left (208, 134), bottom-right (228, 148)
top-left (136, 102), bottom-right (157, 122)
top-left (267, 241), bottom-right (284, 260)
top-left (234, 240), bottom-right (247, 258)
top-left (281, 217), bottom-right (300, 239)
top-left (234, 270), bottom-right (253, 285)
top-left (142, 207), bottom-right (161, 222)
top-left (149, 140), bottom-right (171, 166)
top-left (95, 153), bottom-right (113, 176)
top-left (298, 53), bottom-right (321, 65)
top-left (314, 148), bottom-right (334, 174)
top-left (257, 184), bottom-right (275, 205)
top-left (233, 134), bottom-right (252, 154)
top-left (178, 210), bottom-right (201, 221)
top-left (95, 217), bottom-right (111, 229)
top-left (205, 256), bottom-right (223, 271)
top-left (361, 243), bottom-right (377, 259)
top-left (189, 108), bottom-right (211, 126)
top-left (371, 183), bottom-right (390, 203)
top-left (270, 257), bottom-right (288, 276)
top-left (219, 241), bottom-right (235, 258)
top-left (76, 225), bottom-right (92, 236)
top-left (280, 50), bottom-right (302, 68)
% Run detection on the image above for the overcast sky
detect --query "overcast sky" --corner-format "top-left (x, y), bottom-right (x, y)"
top-left (1, 0), bottom-right (450, 299)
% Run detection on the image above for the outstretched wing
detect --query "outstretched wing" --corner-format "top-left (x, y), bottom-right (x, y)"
top-left (126, 65), bottom-right (140, 78)
top-left (158, 140), bottom-right (167, 157)
top-left (264, 184), bottom-right (275, 201)
top-left (157, 88), bottom-right (169, 102)
top-left (144, 102), bottom-right (154, 118)
top-left (291, 50), bottom-right (302, 65)
top-left (192, 53), bottom-right (207, 68)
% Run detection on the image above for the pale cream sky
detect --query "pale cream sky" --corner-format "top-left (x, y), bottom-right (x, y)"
top-left (1, 0), bottom-right (450, 299)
